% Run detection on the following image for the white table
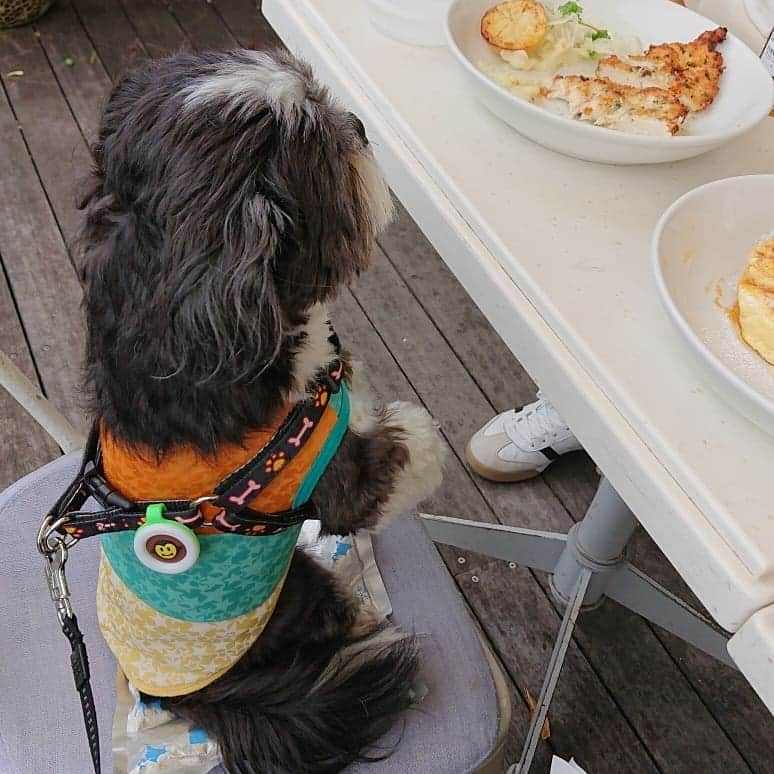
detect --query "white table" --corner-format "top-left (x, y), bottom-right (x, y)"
top-left (264, 0), bottom-right (774, 761)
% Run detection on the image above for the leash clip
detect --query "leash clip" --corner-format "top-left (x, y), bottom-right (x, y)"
top-left (38, 515), bottom-right (78, 625)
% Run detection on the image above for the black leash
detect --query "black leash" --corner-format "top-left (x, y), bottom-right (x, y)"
top-left (64, 615), bottom-right (101, 774)
top-left (37, 522), bottom-right (102, 773)
top-left (37, 353), bottom-right (344, 773)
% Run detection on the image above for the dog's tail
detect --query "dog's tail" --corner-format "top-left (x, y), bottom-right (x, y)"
top-left (166, 625), bottom-right (420, 774)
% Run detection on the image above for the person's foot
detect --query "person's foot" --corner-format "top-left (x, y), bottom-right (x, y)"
top-left (465, 392), bottom-right (582, 482)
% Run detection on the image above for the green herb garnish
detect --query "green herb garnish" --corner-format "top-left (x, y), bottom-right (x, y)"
top-left (558, 2), bottom-right (611, 42)
top-left (558, 1), bottom-right (583, 15)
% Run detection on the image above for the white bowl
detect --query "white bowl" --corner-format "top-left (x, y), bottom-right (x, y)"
top-left (653, 175), bottom-right (774, 436)
top-left (446, 0), bottom-right (774, 164)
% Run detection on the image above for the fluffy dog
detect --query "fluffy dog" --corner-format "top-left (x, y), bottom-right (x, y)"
top-left (77, 49), bottom-right (445, 773)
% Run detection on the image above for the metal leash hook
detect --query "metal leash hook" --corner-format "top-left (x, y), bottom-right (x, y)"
top-left (37, 514), bottom-right (78, 623)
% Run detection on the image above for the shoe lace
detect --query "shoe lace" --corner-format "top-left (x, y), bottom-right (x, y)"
top-left (503, 394), bottom-right (567, 449)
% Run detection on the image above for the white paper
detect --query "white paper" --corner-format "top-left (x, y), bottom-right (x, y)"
top-left (550, 756), bottom-right (589, 774)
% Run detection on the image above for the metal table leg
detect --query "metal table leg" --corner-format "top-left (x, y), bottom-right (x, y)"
top-left (418, 475), bottom-right (736, 772)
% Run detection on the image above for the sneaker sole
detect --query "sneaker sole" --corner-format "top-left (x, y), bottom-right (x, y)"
top-left (464, 440), bottom-right (544, 483)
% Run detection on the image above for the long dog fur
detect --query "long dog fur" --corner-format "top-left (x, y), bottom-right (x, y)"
top-left (78, 49), bottom-right (445, 773)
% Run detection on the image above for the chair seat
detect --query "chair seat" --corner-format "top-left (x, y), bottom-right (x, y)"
top-left (0, 453), bottom-right (505, 774)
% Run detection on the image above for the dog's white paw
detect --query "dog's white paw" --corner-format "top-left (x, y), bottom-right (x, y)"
top-left (379, 401), bottom-right (447, 521)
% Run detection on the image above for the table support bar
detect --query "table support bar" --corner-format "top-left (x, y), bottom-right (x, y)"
top-left (509, 568), bottom-right (592, 774)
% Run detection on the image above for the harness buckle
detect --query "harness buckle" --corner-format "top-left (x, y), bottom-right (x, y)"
top-left (82, 461), bottom-right (134, 509)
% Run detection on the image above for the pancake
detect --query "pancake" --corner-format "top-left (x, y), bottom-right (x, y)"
top-left (738, 236), bottom-right (774, 365)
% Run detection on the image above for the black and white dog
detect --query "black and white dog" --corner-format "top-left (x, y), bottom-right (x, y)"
top-left (77, 49), bottom-right (445, 773)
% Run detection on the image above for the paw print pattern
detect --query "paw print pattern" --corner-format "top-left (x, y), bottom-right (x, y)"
top-left (314, 384), bottom-right (329, 407)
top-left (264, 451), bottom-right (286, 474)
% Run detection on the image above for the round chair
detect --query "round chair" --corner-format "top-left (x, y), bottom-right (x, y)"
top-left (0, 452), bottom-right (510, 773)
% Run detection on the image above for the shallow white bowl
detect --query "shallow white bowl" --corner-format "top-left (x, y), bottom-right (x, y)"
top-left (446, 0), bottom-right (774, 164)
top-left (653, 175), bottom-right (774, 435)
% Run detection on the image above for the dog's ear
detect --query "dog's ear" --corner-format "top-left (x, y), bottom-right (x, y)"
top-left (271, 112), bottom-right (393, 312)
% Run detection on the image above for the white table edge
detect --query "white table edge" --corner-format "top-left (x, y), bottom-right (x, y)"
top-left (264, 0), bottom-right (774, 633)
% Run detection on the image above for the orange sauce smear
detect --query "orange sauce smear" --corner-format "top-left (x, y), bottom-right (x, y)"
top-left (712, 281), bottom-right (746, 345)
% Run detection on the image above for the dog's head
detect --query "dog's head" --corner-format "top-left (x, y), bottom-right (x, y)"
top-left (79, 49), bottom-right (392, 389)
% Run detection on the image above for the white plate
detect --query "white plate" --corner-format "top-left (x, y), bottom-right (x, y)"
top-left (653, 175), bottom-right (774, 435)
top-left (446, 0), bottom-right (774, 164)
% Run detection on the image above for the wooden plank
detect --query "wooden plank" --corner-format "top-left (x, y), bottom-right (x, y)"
top-left (71, 0), bottom-right (146, 79)
top-left (0, 25), bottom-right (93, 252)
top-left (352, 242), bottom-right (756, 772)
top-left (468, 595), bottom-right (555, 772)
top-left (166, 0), bottom-right (238, 51)
top-left (0, 75), bottom-right (87, 431)
top-left (119, 0), bottom-right (191, 61)
top-left (211, 0), bottom-right (282, 49)
top-left (334, 288), bottom-right (502, 576)
top-left (377, 200), bottom-right (537, 414)
top-left (35, 0), bottom-right (112, 142)
top-left (352, 245), bottom-right (579, 535)
top-left (544, 457), bottom-right (774, 773)
top-left (0, 264), bottom-right (60, 490)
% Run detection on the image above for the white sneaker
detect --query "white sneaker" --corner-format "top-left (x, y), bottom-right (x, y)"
top-left (465, 392), bottom-right (582, 482)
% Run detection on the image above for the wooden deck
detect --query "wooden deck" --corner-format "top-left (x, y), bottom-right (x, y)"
top-left (1, 2), bottom-right (772, 771)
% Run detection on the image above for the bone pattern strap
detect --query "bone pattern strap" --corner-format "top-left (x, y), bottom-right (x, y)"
top-left (51, 360), bottom-right (343, 539)
top-left (214, 359), bottom-right (343, 514)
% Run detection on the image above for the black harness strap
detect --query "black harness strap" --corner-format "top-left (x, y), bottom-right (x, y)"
top-left (51, 359), bottom-right (343, 541)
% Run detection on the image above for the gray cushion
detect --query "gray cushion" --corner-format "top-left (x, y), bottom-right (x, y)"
top-left (0, 452), bottom-right (116, 774)
top-left (0, 454), bottom-right (499, 773)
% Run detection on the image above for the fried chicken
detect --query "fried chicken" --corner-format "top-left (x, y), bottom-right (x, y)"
top-left (538, 75), bottom-right (688, 136)
top-left (596, 27), bottom-right (727, 113)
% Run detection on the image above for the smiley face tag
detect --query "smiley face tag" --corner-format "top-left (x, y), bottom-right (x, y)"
top-left (134, 503), bottom-right (199, 574)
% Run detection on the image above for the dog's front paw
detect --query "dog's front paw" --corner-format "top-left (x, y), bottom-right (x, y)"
top-left (379, 401), bottom-right (447, 521)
